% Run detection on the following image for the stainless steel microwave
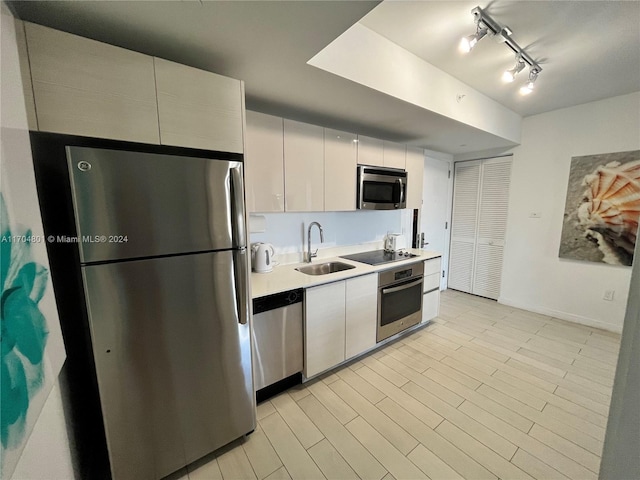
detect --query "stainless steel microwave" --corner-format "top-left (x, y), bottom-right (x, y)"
top-left (357, 165), bottom-right (407, 210)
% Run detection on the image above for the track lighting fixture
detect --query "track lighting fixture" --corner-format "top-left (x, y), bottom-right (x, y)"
top-left (502, 55), bottom-right (525, 83)
top-left (460, 6), bottom-right (542, 94)
top-left (519, 68), bottom-right (539, 95)
top-left (459, 25), bottom-right (488, 53)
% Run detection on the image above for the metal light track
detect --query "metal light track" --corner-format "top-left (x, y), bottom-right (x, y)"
top-left (472, 6), bottom-right (542, 73)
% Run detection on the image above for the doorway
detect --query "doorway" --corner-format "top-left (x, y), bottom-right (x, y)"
top-left (420, 156), bottom-right (452, 290)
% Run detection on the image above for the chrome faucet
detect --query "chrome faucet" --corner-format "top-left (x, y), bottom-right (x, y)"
top-left (306, 222), bottom-right (324, 262)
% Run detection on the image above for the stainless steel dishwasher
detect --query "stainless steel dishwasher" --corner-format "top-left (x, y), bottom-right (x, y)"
top-left (252, 289), bottom-right (303, 394)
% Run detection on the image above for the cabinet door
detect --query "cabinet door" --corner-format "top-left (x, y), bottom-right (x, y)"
top-left (422, 258), bottom-right (441, 323)
top-left (324, 128), bottom-right (357, 211)
top-left (422, 290), bottom-right (440, 323)
top-left (284, 119), bottom-right (324, 212)
top-left (405, 147), bottom-right (424, 210)
top-left (15, 21), bottom-right (37, 131)
top-left (449, 161), bottom-right (481, 293)
top-left (245, 111), bottom-right (284, 212)
top-left (449, 158), bottom-right (511, 299)
top-left (25, 22), bottom-right (160, 144)
top-left (154, 58), bottom-right (243, 153)
top-left (473, 158), bottom-right (512, 299)
top-left (357, 135), bottom-right (384, 167)
top-left (304, 282), bottom-right (346, 378)
top-left (345, 274), bottom-right (378, 360)
top-left (424, 257), bottom-right (442, 277)
top-left (383, 141), bottom-right (406, 169)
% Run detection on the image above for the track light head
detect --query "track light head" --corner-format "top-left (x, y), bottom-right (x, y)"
top-left (459, 26), bottom-right (488, 53)
top-left (519, 68), bottom-right (540, 95)
top-left (502, 55), bottom-right (526, 83)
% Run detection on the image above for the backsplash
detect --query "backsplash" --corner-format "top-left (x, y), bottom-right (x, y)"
top-left (249, 210), bottom-right (413, 264)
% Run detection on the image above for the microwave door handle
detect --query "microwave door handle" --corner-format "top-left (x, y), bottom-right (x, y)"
top-left (397, 178), bottom-right (405, 206)
top-left (382, 277), bottom-right (423, 295)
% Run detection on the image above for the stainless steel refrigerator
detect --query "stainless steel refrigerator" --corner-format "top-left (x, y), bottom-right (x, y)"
top-left (66, 146), bottom-right (254, 479)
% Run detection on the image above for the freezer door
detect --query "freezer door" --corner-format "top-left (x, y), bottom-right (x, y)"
top-left (82, 250), bottom-right (254, 480)
top-left (67, 146), bottom-right (246, 263)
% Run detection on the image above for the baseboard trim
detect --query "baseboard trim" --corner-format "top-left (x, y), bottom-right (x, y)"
top-left (498, 296), bottom-right (623, 334)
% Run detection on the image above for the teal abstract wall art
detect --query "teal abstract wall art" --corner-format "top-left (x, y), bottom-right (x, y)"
top-left (2, 11), bottom-right (66, 478)
top-left (1, 193), bottom-right (50, 450)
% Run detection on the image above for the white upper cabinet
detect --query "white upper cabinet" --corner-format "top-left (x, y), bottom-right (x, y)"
top-left (245, 111), bottom-right (284, 212)
top-left (324, 128), bottom-right (358, 211)
top-left (358, 137), bottom-right (406, 170)
top-left (383, 141), bottom-right (406, 169)
top-left (154, 58), bottom-right (244, 153)
top-left (405, 146), bottom-right (424, 210)
top-left (357, 135), bottom-right (384, 167)
top-left (284, 119), bottom-right (324, 212)
top-left (15, 21), bottom-right (37, 131)
top-left (25, 22), bottom-right (160, 144)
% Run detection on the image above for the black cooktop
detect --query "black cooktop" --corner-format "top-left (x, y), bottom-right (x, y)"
top-left (340, 249), bottom-right (419, 266)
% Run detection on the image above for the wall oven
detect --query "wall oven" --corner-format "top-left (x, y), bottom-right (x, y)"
top-left (377, 262), bottom-right (424, 342)
top-left (357, 165), bottom-right (407, 210)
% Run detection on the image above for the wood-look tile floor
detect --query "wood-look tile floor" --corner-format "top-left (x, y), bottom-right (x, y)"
top-left (176, 290), bottom-right (622, 480)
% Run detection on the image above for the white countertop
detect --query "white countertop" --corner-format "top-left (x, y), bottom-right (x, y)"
top-left (251, 249), bottom-right (442, 298)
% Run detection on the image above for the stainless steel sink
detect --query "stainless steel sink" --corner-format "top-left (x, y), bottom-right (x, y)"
top-left (296, 262), bottom-right (356, 276)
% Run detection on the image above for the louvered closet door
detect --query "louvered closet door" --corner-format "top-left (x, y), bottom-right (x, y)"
top-left (449, 161), bottom-right (481, 293)
top-left (473, 158), bottom-right (512, 299)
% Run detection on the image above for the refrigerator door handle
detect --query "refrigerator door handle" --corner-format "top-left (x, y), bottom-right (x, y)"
top-left (230, 165), bottom-right (247, 248)
top-left (234, 248), bottom-right (249, 325)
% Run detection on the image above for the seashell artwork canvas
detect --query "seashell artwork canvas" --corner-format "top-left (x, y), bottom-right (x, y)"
top-left (560, 150), bottom-right (640, 266)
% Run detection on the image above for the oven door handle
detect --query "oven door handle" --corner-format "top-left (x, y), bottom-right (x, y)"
top-left (381, 277), bottom-right (423, 295)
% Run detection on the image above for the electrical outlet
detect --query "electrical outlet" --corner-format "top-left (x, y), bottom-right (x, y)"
top-left (603, 289), bottom-right (615, 301)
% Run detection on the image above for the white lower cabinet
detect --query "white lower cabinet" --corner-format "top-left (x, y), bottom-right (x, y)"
top-left (422, 290), bottom-right (440, 323)
top-left (345, 274), bottom-right (378, 360)
top-left (304, 273), bottom-right (377, 378)
top-left (422, 257), bottom-right (442, 323)
top-left (304, 281), bottom-right (346, 378)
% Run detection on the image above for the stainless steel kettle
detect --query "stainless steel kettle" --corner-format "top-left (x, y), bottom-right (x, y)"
top-left (251, 243), bottom-right (275, 273)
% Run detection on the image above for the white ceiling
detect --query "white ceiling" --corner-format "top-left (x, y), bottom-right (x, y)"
top-left (360, 1), bottom-right (640, 117)
top-left (9, 1), bottom-right (640, 155)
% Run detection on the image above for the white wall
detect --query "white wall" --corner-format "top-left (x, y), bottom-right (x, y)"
top-left (499, 92), bottom-right (640, 332)
top-left (600, 234), bottom-right (640, 478)
top-left (249, 209), bottom-right (411, 264)
top-left (1, 4), bottom-right (76, 478)
top-left (308, 23), bottom-right (522, 144)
